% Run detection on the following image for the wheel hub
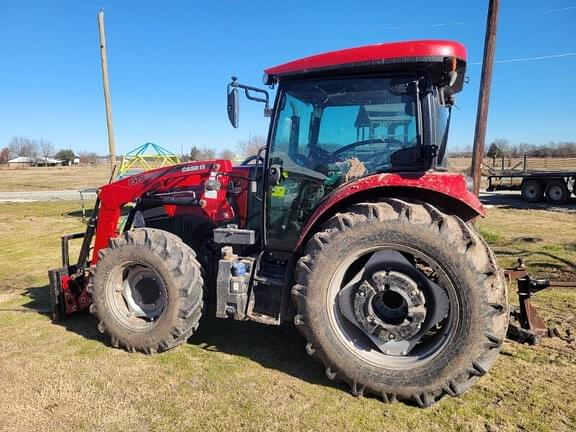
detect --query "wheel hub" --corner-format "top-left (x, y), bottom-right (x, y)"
top-left (525, 186), bottom-right (538, 198)
top-left (548, 185), bottom-right (562, 200)
top-left (119, 266), bottom-right (166, 320)
top-left (353, 271), bottom-right (426, 342)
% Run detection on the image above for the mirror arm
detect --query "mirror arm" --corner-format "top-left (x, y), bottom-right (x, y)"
top-left (229, 76), bottom-right (272, 117)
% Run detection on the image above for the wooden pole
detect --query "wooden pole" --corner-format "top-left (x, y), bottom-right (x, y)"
top-left (97, 10), bottom-right (117, 171)
top-left (471, 0), bottom-right (500, 196)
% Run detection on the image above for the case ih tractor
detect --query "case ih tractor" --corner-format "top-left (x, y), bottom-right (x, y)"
top-left (49, 40), bottom-right (508, 407)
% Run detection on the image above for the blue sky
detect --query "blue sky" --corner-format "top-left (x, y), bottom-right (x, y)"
top-left (0, 0), bottom-right (575, 156)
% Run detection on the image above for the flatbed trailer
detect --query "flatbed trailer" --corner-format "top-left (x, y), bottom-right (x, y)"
top-left (487, 170), bottom-right (576, 204)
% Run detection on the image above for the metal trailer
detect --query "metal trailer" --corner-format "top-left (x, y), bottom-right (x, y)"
top-left (486, 156), bottom-right (576, 204)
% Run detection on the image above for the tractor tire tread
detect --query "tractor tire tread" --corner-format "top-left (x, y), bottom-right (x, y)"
top-left (90, 228), bottom-right (203, 354)
top-left (292, 199), bottom-right (508, 407)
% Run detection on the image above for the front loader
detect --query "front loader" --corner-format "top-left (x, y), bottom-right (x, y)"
top-left (49, 40), bottom-right (509, 407)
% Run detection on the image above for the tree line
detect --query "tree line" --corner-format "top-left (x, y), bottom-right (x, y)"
top-left (450, 140), bottom-right (576, 159)
top-left (188, 135), bottom-right (265, 161)
top-left (0, 136), bottom-right (98, 164)
top-left (1, 134), bottom-right (268, 165)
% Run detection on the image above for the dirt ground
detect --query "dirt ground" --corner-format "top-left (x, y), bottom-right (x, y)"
top-left (0, 199), bottom-right (574, 432)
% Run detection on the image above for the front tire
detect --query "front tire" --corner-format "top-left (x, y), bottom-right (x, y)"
top-left (292, 200), bottom-right (508, 406)
top-left (89, 228), bottom-right (204, 353)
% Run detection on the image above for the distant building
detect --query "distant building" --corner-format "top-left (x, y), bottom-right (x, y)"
top-left (7, 156), bottom-right (65, 167)
top-left (7, 156), bottom-right (35, 167)
top-left (36, 157), bottom-right (63, 167)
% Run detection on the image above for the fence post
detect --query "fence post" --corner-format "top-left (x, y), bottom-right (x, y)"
top-left (523, 154), bottom-right (527, 172)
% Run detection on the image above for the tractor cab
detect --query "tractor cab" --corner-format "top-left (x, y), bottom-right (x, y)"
top-left (228, 40), bottom-right (467, 250)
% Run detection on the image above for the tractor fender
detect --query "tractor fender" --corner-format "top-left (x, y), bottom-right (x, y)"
top-left (294, 171), bottom-right (484, 253)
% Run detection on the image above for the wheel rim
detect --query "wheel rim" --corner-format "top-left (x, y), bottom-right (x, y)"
top-left (547, 184), bottom-right (564, 201)
top-left (327, 244), bottom-right (459, 369)
top-left (524, 184), bottom-right (539, 199)
top-left (106, 261), bottom-right (167, 331)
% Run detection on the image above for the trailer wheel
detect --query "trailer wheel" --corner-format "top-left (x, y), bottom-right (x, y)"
top-left (89, 228), bottom-right (203, 353)
top-left (293, 200), bottom-right (508, 407)
top-left (521, 180), bottom-right (543, 203)
top-left (545, 181), bottom-right (570, 205)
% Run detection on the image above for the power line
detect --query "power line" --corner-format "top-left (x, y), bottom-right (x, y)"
top-left (506, 5), bottom-right (576, 19)
top-left (497, 13), bottom-right (576, 49)
top-left (469, 52), bottom-right (576, 65)
top-left (494, 58), bottom-right (576, 84)
top-left (379, 4), bottom-right (575, 30)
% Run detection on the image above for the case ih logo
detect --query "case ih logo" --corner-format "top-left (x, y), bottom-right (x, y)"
top-left (128, 175), bottom-right (145, 186)
top-left (182, 164), bottom-right (207, 173)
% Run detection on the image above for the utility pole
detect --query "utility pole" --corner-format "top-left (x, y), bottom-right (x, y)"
top-left (97, 9), bottom-right (117, 171)
top-left (471, 0), bottom-right (500, 196)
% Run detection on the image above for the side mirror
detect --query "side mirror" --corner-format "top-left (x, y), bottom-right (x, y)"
top-left (227, 85), bottom-right (239, 128)
top-left (226, 76), bottom-right (271, 127)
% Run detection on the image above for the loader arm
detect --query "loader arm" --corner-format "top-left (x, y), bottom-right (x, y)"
top-left (49, 159), bottom-right (237, 321)
top-left (92, 159), bottom-right (235, 263)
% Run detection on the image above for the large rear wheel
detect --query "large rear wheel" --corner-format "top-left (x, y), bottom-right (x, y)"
top-left (89, 228), bottom-right (203, 353)
top-left (293, 200), bottom-right (508, 406)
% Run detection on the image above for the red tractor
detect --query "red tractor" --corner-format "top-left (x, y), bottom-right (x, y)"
top-left (49, 40), bottom-right (508, 407)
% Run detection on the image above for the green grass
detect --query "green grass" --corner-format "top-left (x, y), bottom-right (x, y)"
top-left (0, 202), bottom-right (575, 431)
top-left (477, 207), bottom-right (576, 281)
top-left (479, 227), bottom-right (503, 243)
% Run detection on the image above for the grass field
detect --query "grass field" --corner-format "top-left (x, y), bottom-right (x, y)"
top-left (0, 165), bottom-right (111, 191)
top-left (0, 200), bottom-right (574, 431)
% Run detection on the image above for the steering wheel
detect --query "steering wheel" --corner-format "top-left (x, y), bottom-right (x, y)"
top-left (332, 138), bottom-right (402, 156)
top-left (241, 154), bottom-right (264, 166)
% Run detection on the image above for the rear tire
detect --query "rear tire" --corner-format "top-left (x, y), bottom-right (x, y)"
top-left (521, 180), bottom-right (543, 203)
top-left (545, 181), bottom-right (570, 205)
top-left (89, 228), bottom-right (203, 353)
top-left (292, 200), bottom-right (508, 406)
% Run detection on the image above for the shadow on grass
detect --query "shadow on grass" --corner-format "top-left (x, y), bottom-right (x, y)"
top-left (63, 208), bottom-right (94, 219)
top-left (18, 285), bottom-right (106, 344)
top-left (16, 286), bottom-right (338, 390)
top-left (188, 302), bottom-right (340, 389)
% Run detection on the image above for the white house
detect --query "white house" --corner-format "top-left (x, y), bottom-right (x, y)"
top-left (7, 156), bottom-right (35, 167)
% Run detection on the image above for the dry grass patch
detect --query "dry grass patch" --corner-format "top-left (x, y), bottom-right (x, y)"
top-left (0, 165), bottom-right (111, 191)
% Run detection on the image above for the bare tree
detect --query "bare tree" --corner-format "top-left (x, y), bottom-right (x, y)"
top-left (8, 137), bottom-right (35, 158)
top-left (39, 138), bottom-right (54, 162)
top-left (199, 148), bottom-right (215, 160)
top-left (238, 134), bottom-right (266, 157)
top-left (79, 151), bottom-right (98, 165)
top-left (190, 146), bottom-right (201, 161)
top-left (219, 149), bottom-right (235, 160)
top-left (0, 147), bottom-right (9, 164)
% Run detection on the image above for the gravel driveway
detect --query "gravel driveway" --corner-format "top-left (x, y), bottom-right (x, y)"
top-left (0, 189), bottom-right (97, 202)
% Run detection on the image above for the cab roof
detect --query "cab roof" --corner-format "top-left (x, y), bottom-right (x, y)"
top-left (264, 40), bottom-right (467, 86)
